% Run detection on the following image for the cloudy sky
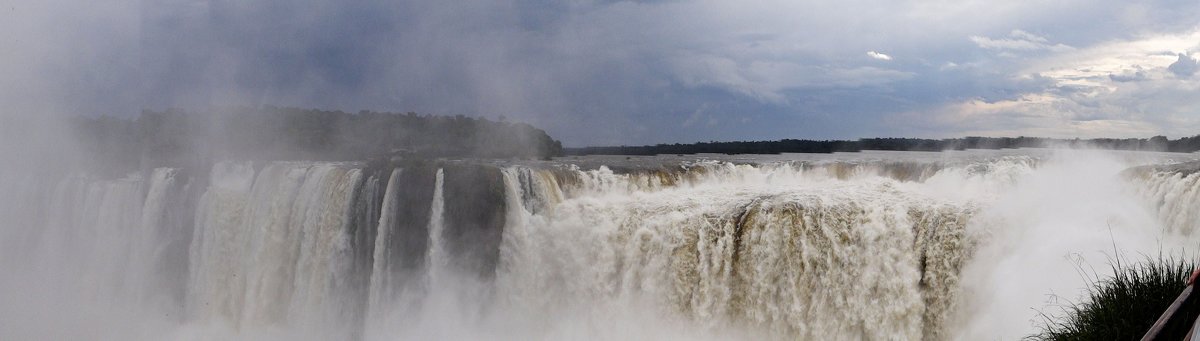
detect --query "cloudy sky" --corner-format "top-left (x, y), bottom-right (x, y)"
top-left (4, 0), bottom-right (1199, 146)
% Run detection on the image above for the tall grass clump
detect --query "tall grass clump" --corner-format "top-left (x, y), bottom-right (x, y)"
top-left (1029, 257), bottom-right (1200, 340)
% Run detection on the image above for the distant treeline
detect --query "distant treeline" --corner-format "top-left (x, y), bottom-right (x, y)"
top-left (71, 106), bottom-right (563, 173)
top-left (568, 135), bottom-right (1200, 155)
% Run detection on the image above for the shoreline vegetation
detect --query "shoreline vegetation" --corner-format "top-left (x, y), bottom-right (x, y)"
top-left (567, 135), bottom-right (1200, 156)
top-left (70, 106), bottom-right (563, 174)
top-left (68, 106), bottom-right (1200, 175)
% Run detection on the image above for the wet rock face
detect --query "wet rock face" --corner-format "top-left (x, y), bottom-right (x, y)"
top-left (380, 164), bottom-right (438, 276)
top-left (441, 164), bottom-right (507, 279)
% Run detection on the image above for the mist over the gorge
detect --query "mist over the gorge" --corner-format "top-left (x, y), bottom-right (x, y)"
top-left (3, 0), bottom-right (1200, 340)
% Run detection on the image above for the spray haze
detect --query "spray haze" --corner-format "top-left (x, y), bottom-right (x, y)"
top-left (4, 0), bottom-right (1200, 340)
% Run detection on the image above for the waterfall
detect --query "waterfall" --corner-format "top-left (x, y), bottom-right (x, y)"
top-left (495, 166), bottom-right (977, 339)
top-left (130, 168), bottom-right (192, 313)
top-left (188, 161), bottom-right (257, 324)
top-left (426, 168), bottom-right (447, 288)
top-left (4, 151), bottom-right (1200, 340)
top-left (367, 168), bottom-right (404, 324)
top-left (1132, 169), bottom-right (1200, 234)
top-left (187, 162), bottom-right (365, 335)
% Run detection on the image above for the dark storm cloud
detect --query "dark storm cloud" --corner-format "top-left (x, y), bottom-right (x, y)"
top-left (1109, 68), bottom-right (1149, 82)
top-left (1168, 53), bottom-right (1198, 77)
top-left (7, 0), bottom-right (1200, 146)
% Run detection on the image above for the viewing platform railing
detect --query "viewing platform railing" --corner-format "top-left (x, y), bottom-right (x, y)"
top-left (1143, 269), bottom-right (1200, 340)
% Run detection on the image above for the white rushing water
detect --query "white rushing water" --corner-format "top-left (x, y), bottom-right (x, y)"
top-left (1, 149), bottom-right (1199, 340)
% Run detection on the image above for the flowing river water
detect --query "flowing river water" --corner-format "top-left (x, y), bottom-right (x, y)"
top-left (2, 149), bottom-right (1199, 340)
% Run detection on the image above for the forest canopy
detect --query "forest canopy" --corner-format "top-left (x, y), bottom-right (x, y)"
top-left (69, 105), bottom-right (1200, 175)
top-left (71, 106), bottom-right (564, 173)
top-left (568, 135), bottom-right (1200, 156)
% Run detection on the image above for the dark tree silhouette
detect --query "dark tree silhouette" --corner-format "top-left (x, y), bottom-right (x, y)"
top-left (70, 106), bottom-right (563, 174)
top-left (568, 135), bottom-right (1200, 156)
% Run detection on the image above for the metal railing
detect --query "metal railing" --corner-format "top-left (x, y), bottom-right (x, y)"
top-left (1143, 268), bottom-right (1200, 341)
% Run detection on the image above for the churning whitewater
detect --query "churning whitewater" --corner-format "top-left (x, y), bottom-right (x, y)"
top-left (1, 150), bottom-right (1199, 340)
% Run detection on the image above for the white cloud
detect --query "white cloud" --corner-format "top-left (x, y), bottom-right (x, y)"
top-left (902, 27), bottom-right (1200, 139)
top-left (669, 53), bottom-right (913, 103)
top-left (1028, 29), bottom-right (1200, 89)
top-left (898, 93), bottom-right (1161, 138)
top-left (867, 51), bottom-right (892, 61)
top-left (970, 29), bottom-right (1073, 52)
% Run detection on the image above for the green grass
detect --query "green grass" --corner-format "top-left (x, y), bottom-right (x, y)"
top-left (1028, 257), bottom-right (1200, 340)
